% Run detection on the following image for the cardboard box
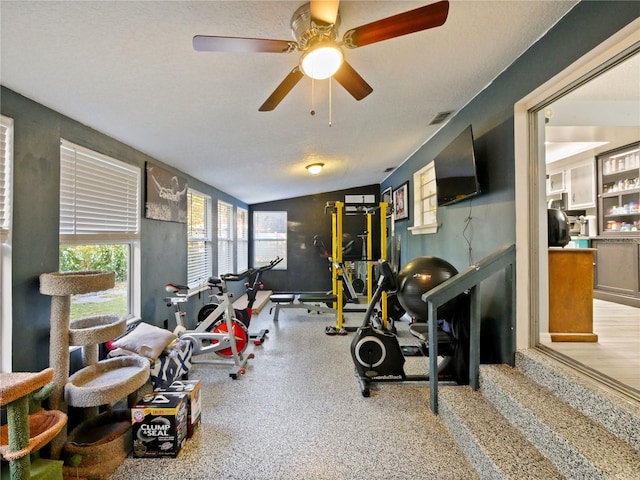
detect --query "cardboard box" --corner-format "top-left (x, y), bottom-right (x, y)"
top-left (131, 393), bottom-right (188, 458)
top-left (156, 380), bottom-right (201, 437)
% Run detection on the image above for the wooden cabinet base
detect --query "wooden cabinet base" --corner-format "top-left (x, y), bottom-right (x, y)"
top-left (548, 248), bottom-right (597, 342)
top-left (550, 332), bottom-right (598, 342)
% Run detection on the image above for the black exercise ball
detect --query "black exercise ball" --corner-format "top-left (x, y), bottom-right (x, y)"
top-left (396, 256), bottom-right (459, 321)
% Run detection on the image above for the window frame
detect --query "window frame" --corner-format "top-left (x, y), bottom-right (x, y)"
top-left (1, 115), bottom-right (14, 372)
top-left (217, 200), bottom-right (234, 276)
top-left (237, 206), bottom-right (248, 272)
top-left (187, 188), bottom-right (212, 289)
top-left (253, 211), bottom-right (287, 269)
top-left (59, 139), bottom-right (141, 320)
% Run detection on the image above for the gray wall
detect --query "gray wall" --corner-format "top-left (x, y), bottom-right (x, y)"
top-left (250, 185), bottom-right (380, 293)
top-left (382, 1), bottom-right (639, 363)
top-left (1, 88), bottom-right (248, 372)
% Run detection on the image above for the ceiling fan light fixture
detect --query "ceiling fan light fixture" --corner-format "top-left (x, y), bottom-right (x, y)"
top-left (306, 162), bottom-right (324, 175)
top-left (300, 44), bottom-right (343, 80)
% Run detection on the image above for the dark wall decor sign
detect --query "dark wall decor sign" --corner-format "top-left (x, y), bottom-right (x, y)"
top-left (393, 181), bottom-right (409, 221)
top-left (145, 162), bottom-right (188, 223)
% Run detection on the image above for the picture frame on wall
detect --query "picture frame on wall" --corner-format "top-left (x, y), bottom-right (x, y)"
top-left (393, 181), bottom-right (409, 221)
top-left (145, 162), bottom-right (188, 223)
top-left (382, 187), bottom-right (393, 218)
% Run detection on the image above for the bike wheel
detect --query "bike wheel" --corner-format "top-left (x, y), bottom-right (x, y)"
top-left (211, 318), bottom-right (249, 357)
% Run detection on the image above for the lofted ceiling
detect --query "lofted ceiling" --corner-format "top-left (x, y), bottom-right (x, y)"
top-left (0, 1), bottom-right (580, 204)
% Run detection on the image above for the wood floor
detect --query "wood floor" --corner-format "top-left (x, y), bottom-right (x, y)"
top-left (540, 298), bottom-right (640, 392)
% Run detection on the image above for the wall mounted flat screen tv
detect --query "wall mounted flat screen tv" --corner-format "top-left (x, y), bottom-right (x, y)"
top-left (434, 125), bottom-right (481, 206)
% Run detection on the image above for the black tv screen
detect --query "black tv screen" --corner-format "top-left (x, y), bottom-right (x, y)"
top-left (434, 125), bottom-right (481, 206)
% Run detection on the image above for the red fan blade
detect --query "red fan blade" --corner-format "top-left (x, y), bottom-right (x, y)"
top-left (333, 61), bottom-right (372, 101)
top-left (193, 36), bottom-right (297, 53)
top-left (310, 0), bottom-right (340, 25)
top-left (342, 0), bottom-right (449, 49)
top-left (259, 67), bottom-right (305, 111)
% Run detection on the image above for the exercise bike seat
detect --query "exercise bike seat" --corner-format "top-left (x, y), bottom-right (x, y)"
top-left (165, 283), bottom-right (189, 295)
top-left (207, 277), bottom-right (222, 286)
top-left (409, 323), bottom-right (456, 355)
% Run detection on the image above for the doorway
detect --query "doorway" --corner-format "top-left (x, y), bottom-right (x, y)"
top-left (515, 21), bottom-right (640, 400)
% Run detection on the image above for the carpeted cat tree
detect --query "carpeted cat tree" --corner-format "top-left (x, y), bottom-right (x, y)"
top-left (0, 368), bottom-right (67, 480)
top-left (39, 270), bottom-right (150, 480)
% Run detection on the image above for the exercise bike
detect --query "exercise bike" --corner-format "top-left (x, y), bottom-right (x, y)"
top-left (350, 260), bottom-right (469, 397)
top-left (197, 257), bottom-right (283, 345)
top-left (165, 268), bottom-right (260, 379)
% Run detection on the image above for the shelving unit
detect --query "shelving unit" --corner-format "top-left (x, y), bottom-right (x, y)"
top-left (594, 142), bottom-right (640, 307)
top-left (597, 142), bottom-right (640, 234)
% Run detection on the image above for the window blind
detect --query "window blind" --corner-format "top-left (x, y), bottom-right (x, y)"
top-left (217, 201), bottom-right (234, 276)
top-left (60, 140), bottom-right (140, 244)
top-left (237, 207), bottom-right (248, 272)
top-left (187, 189), bottom-right (212, 287)
top-left (0, 117), bottom-right (12, 243)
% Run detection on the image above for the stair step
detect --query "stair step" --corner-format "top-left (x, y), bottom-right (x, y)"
top-left (516, 349), bottom-right (640, 450)
top-left (480, 364), bottom-right (640, 479)
top-left (439, 386), bottom-right (563, 479)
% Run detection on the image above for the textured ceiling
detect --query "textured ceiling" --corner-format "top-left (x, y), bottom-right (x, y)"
top-left (0, 1), bottom-right (579, 204)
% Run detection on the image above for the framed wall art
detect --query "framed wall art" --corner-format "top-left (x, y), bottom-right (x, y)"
top-left (382, 187), bottom-right (393, 218)
top-left (145, 162), bottom-right (188, 223)
top-left (393, 181), bottom-right (409, 221)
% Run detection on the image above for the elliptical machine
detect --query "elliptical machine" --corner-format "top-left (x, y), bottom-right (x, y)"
top-left (350, 259), bottom-right (469, 397)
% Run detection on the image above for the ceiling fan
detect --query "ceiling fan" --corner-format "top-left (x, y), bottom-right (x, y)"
top-left (193, 0), bottom-right (450, 111)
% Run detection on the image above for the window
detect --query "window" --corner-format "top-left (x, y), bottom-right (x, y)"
top-left (59, 140), bottom-right (141, 321)
top-left (217, 200), bottom-right (234, 276)
top-left (409, 163), bottom-right (438, 235)
top-left (187, 189), bottom-right (212, 288)
top-left (237, 207), bottom-right (248, 272)
top-left (1, 115), bottom-right (13, 371)
top-left (253, 211), bottom-right (287, 269)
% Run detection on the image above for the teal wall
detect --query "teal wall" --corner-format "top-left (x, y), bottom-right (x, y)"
top-left (1, 88), bottom-right (248, 372)
top-left (382, 1), bottom-right (639, 363)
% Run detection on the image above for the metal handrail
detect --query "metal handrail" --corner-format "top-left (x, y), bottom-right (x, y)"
top-left (421, 243), bottom-right (516, 414)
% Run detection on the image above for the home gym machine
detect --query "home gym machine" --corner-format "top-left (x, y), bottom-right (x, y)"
top-left (350, 258), bottom-right (469, 397)
top-left (165, 268), bottom-right (259, 379)
top-left (197, 256), bottom-right (283, 345)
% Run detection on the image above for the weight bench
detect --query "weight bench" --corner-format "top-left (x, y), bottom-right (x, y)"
top-left (269, 293), bottom-right (338, 322)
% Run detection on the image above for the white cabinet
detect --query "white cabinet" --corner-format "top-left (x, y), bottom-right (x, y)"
top-left (568, 161), bottom-right (596, 209)
top-left (547, 171), bottom-right (565, 195)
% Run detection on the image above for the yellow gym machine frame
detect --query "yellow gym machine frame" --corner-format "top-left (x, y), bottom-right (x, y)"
top-left (325, 200), bottom-right (389, 335)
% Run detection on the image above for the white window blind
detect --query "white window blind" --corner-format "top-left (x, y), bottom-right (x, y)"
top-left (60, 140), bottom-right (140, 244)
top-left (253, 211), bottom-right (287, 269)
top-left (217, 201), bottom-right (234, 276)
top-left (237, 207), bottom-right (248, 272)
top-left (0, 116), bottom-right (13, 243)
top-left (187, 189), bottom-right (212, 287)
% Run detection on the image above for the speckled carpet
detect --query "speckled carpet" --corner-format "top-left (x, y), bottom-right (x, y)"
top-left (110, 307), bottom-right (477, 480)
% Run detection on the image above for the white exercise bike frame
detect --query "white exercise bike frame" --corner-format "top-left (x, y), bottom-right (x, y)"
top-left (165, 272), bottom-right (254, 379)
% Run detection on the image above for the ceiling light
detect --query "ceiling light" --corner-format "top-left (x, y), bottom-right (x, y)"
top-left (306, 163), bottom-right (324, 175)
top-left (300, 44), bottom-right (343, 80)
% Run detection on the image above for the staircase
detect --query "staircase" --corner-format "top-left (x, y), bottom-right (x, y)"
top-left (438, 349), bottom-right (640, 479)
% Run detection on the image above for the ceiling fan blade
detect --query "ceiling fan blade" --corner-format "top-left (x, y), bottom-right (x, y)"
top-left (310, 0), bottom-right (340, 25)
top-left (259, 67), bottom-right (305, 111)
top-left (342, 0), bottom-right (449, 49)
top-left (333, 61), bottom-right (372, 101)
top-left (193, 35), bottom-right (297, 53)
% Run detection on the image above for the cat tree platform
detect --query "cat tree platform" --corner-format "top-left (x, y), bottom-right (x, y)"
top-left (65, 356), bottom-right (150, 408)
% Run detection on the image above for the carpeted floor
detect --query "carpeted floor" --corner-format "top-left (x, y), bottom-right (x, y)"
top-left (110, 306), bottom-right (477, 480)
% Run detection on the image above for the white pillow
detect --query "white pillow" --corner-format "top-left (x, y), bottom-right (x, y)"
top-left (112, 322), bottom-right (176, 360)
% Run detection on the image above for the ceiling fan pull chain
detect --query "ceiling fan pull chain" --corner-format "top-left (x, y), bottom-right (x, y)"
top-left (329, 78), bottom-right (332, 127)
top-left (310, 77), bottom-right (316, 116)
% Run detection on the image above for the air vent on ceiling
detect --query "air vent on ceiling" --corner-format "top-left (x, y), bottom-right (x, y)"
top-left (429, 111), bottom-right (453, 125)
top-left (384, 167), bottom-right (395, 173)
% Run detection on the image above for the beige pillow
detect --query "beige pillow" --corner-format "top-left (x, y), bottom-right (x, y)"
top-left (112, 322), bottom-right (176, 360)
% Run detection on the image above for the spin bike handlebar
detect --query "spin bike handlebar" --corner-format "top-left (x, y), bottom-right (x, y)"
top-left (219, 256), bottom-right (283, 282)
